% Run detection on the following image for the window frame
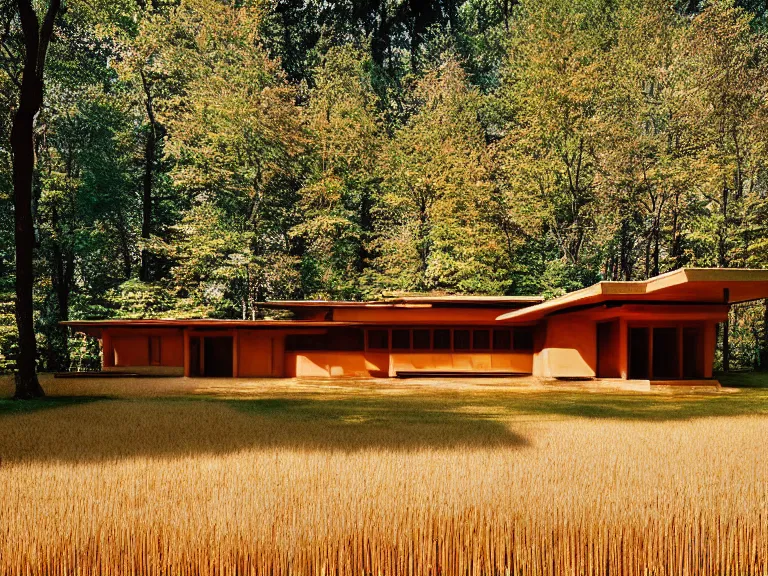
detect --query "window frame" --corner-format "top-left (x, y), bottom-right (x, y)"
top-left (366, 329), bottom-right (390, 351)
top-left (512, 326), bottom-right (535, 352)
top-left (391, 328), bottom-right (411, 350)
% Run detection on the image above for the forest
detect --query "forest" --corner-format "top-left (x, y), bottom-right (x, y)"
top-left (1, 0), bottom-right (768, 379)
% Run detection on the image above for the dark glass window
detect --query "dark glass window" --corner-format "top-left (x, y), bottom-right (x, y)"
top-left (413, 329), bottom-right (431, 350)
top-left (392, 329), bottom-right (411, 350)
top-left (493, 329), bottom-right (512, 350)
top-left (367, 330), bottom-right (389, 350)
top-left (287, 328), bottom-right (365, 351)
top-left (454, 329), bottom-right (470, 350)
top-left (433, 329), bottom-right (451, 350)
top-left (514, 327), bottom-right (534, 351)
top-left (473, 330), bottom-right (490, 350)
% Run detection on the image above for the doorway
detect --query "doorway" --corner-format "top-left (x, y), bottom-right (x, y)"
top-left (628, 327), bottom-right (650, 379)
top-left (596, 321), bottom-right (620, 378)
top-left (203, 336), bottom-right (233, 377)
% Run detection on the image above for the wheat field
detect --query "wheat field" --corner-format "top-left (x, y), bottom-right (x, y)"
top-left (0, 375), bottom-right (766, 575)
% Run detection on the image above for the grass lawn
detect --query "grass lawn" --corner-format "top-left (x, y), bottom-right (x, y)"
top-left (0, 373), bottom-right (766, 574)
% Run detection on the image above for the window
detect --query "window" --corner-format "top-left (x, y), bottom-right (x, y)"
top-left (392, 329), bottom-right (411, 350)
top-left (287, 328), bottom-right (364, 351)
top-left (413, 329), bottom-right (431, 350)
top-left (514, 327), bottom-right (534, 351)
top-left (433, 329), bottom-right (451, 350)
top-left (473, 330), bottom-right (490, 350)
top-left (493, 329), bottom-right (512, 350)
top-left (368, 330), bottom-right (389, 350)
top-left (149, 336), bottom-right (161, 366)
top-left (454, 329), bottom-right (470, 350)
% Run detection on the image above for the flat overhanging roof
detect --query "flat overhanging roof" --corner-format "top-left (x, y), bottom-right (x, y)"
top-left (62, 320), bottom-right (360, 328)
top-left (61, 319), bottom-right (362, 337)
top-left (257, 295), bottom-right (543, 310)
top-left (497, 268), bottom-right (768, 322)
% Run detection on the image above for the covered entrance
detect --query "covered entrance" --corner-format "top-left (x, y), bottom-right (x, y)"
top-left (204, 336), bottom-right (233, 377)
top-left (627, 324), bottom-right (705, 380)
top-left (188, 335), bottom-right (234, 377)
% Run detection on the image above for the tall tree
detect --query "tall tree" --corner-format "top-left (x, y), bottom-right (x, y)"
top-left (595, 0), bottom-right (688, 281)
top-left (674, 0), bottom-right (768, 370)
top-left (160, 0), bottom-right (305, 317)
top-left (370, 56), bottom-right (505, 294)
top-left (495, 0), bottom-right (612, 271)
top-left (293, 44), bottom-right (382, 298)
top-left (10, 0), bottom-right (61, 397)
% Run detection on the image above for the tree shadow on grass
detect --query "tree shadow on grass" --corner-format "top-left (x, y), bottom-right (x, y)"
top-left (2, 386), bottom-right (766, 464)
top-left (0, 396), bottom-right (529, 464)
top-left (0, 396), bottom-right (110, 416)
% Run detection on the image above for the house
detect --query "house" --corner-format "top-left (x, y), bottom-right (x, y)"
top-left (63, 268), bottom-right (768, 382)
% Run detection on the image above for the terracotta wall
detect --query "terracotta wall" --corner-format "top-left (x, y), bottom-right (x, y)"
top-left (533, 316), bottom-right (597, 378)
top-left (162, 334), bottom-right (184, 366)
top-left (532, 314), bottom-right (720, 380)
top-left (237, 331), bottom-right (275, 377)
top-left (284, 351), bottom-right (388, 378)
top-left (108, 330), bottom-right (183, 369)
top-left (282, 351), bottom-right (533, 378)
top-left (111, 334), bottom-right (149, 367)
top-left (103, 316), bottom-right (720, 381)
top-left (389, 352), bottom-right (532, 376)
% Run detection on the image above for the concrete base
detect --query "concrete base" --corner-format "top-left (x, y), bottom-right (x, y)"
top-left (104, 365), bottom-right (184, 376)
top-left (550, 378), bottom-right (651, 392)
top-left (549, 378), bottom-right (722, 392)
top-left (650, 378), bottom-right (721, 388)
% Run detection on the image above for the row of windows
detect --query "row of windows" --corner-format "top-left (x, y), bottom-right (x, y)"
top-left (367, 327), bottom-right (534, 352)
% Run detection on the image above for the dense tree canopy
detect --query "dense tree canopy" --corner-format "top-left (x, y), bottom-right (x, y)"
top-left (1, 0), bottom-right (768, 374)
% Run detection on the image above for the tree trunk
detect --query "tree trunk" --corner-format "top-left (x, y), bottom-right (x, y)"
top-left (652, 221), bottom-right (660, 278)
top-left (11, 100), bottom-right (44, 397)
top-left (11, 0), bottom-right (61, 398)
top-left (139, 70), bottom-right (158, 282)
top-left (761, 298), bottom-right (768, 370)
top-left (48, 205), bottom-right (73, 371)
top-left (670, 195), bottom-right (682, 269)
top-left (719, 183), bottom-right (730, 372)
top-left (139, 123), bottom-right (154, 281)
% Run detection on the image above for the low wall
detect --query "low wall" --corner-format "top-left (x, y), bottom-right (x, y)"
top-left (285, 351), bottom-right (388, 378)
top-left (534, 317), bottom-right (597, 378)
top-left (109, 330), bottom-right (184, 369)
top-left (103, 365), bottom-right (184, 376)
top-left (389, 352), bottom-right (533, 376)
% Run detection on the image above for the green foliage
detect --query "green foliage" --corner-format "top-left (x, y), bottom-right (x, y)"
top-left (539, 261), bottom-right (602, 300)
top-left (1, 0), bottom-right (768, 371)
top-left (292, 45), bottom-right (382, 299)
top-left (369, 56), bottom-right (510, 294)
top-left (0, 289), bottom-right (16, 372)
top-left (108, 279), bottom-right (177, 319)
